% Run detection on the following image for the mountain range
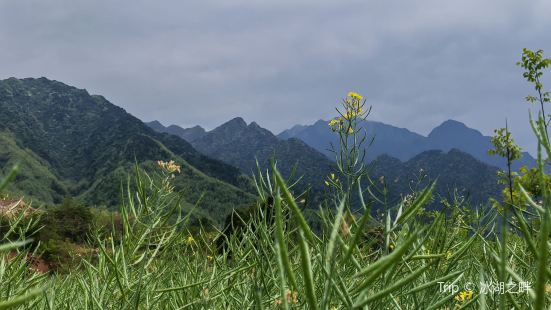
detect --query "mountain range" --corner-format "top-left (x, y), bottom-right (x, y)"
top-left (150, 118), bottom-right (336, 206)
top-left (147, 119), bottom-right (503, 208)
top-left (0, 77), bottom-right (255, 224)
top-left (0, 77), bottom-right (509, 221)
top-left (278, 119), bottom-right (535, 171)
top-left (367, 149), bottom-right (501, 209)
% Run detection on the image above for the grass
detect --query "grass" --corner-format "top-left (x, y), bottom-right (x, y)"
top-left (0, 133), bottom-right (549, 309)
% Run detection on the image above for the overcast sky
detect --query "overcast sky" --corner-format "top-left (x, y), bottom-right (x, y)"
top-left (1, 0), bottom-right (550, 152)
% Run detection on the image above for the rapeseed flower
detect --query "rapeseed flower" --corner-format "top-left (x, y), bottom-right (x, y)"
top-left (329, 117), bottom-right (345, 132)
top-left (454, 290), bottom-right (474, 302)
top-left (157, 160), bottom-right (181, 174)
top-left (328, 118), bottom-right (340, 127)
top-left (347, 91), bottom-right (363, 101)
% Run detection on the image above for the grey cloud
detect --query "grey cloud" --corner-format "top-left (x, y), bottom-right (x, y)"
top-left (0, 0), bottom-right (549, 153)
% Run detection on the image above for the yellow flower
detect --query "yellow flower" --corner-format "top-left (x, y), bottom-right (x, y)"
top-left (207, 255), bottom-right (214, 261)
top-left (347, 127), bottom-right (354, 134)
top-left (347, 91), bottom-right (363, 101)
top-left (446, 251), bottom-right (453, 260)
top-left (157, 160), bottom-right (181, 174)
top-left (455, 290), bottom-right (474, 302)
top-left (328, 118), bottom-right (340, 127)
top-left (325, 181), bottom-right (330, 186)
top-left (344, 110), bottom-right (357, 120)
top-left (186, 235), bottom-right (195, 245)
top-left (330, 173), bottom-right (335, 180)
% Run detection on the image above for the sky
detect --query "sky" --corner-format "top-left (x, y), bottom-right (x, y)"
top-left (1, 0), bottom-right (550, 152)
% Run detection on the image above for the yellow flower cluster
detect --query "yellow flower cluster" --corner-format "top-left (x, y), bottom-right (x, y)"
top-left (347, 91), bottom-right (363, 101)
top-left (157, 160), bottom-right (181, 174)
top-left (454, 290), bottom-right (474, 302)
top-left (344, 107), bottom-right (364, 120)
top-left (328, 91), bottom-right (366, 134)
top-left (328, 117), bottom-right (344, 132)
top-left (186, 235), bottom-right (195, 245)
top-left (344, 91), bottom-right (364, 119)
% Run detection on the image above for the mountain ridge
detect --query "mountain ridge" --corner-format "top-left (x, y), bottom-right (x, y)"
top-left (0, 77), bottom-right (255, 224)
top-left (277, 118), bottom-right (536, 171)
top-left (148, 119), bottom-right (503, 208)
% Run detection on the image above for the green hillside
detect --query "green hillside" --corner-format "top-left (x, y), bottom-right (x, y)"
top-left (0, 77), bottom-right (255, 223)
top-left (0, 131), bottom-right (68, 204)
top-left (149, 118), bottom-right (336, 207)
top-left (367, 149), bottom-right (502, 210)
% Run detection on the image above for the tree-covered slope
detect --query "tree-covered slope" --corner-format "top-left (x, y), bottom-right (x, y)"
top-left (0, 77), bottom-right (255, 222)
top-left (367, 149), bottom-right (502, 209)
top-left (147, 121), bottom-right (207, 142)
top-left (149, 118), bottom-right (336, 207)
top-left (148, 119), bottom-right (502, 210)
top-left (0, 131), bottom-right (68, 204)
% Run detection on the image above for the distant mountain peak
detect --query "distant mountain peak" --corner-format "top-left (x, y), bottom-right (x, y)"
top-left (278, 118), bottom-right (536, 171)
top-left (222, 117), bottom-right (247, 128)
top-left (248, 121), bottom-right (261, 129)
top-left (429, 119), bottom-right (482, 138)
top-left (145, 121), bottom-right (206, 142)
top-left (167, 124), bottom-right (204, 131)
top-left (441, 119), bottom-right (467, 127)
top-left (148, 120), bottom-right (164, 127)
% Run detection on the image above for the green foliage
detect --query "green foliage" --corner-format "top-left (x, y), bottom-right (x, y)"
top-left (368, 150), bottom-right (502, 210)
top-left (517, 48), bottom-right (551, 104)
top-left (0, 132), bottom-right (67, 205)
top-left (488, 127), bottom-right (522, 163)
top-left (499, 166), bottom-right (551, 208)
top-left (37, 197), bottom-right (93, 243)
top-left (0, 77), bottom-right (255, 224)
top-left (518, 48), bottom-right (551, 135)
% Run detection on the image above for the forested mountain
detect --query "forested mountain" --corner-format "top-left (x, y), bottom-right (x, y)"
top-left (147, 120), bottom-right (207, 142)
top-left (278, 119), bottom-right (536, 171)
top-left (0, 77), bottom-right (255, 223)
top-left (366, 149), bottom-right (501, 210)
top-left (0, 76), bottom-right (506, 220)
top-left (148, 120), bottom-right (504, 208)
top-left (149, 118), bottom-right (335, 206)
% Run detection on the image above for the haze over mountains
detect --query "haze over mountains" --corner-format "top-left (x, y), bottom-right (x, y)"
top-left (278, 119), bottom-right (536, 171)
top-left (147, 118), bottom-right (504, 207)
top-left (148, 117), bottom-right (536, 173)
